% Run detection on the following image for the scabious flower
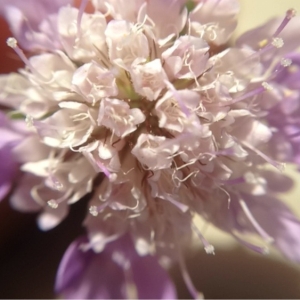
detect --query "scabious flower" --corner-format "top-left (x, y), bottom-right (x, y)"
top-left (1, 0), bottom-right (300, 298)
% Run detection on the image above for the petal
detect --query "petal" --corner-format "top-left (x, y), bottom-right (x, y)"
top-left (0, 0), bottom-right (72, 50)
top-left (0, 182), bottom-right (11, 202)
top-left (246, 195), bottom-right (300, 262)
top-left (131, 255), bottom-right (177, 299)
top-left (37, 202), bottom-right (69, 230)
top-left (236, 16), bottom-right (300, 55)
top-left (10, 174), bottom-right (42, 212)
top-left (56, 235), bottom-right (177, 299)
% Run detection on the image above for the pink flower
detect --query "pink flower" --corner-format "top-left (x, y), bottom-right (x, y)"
top-left (1, 0), bottom-right (300, 298)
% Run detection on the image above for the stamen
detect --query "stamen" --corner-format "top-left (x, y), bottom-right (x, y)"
top-left (192, 223), bottom-right (215, 254)
top-left (6, 37), bottom-right (46, 80)
top-left (30, 184), bottom-right (48, 206)
top-left (164, 80), bottom-right (191, 117)
top-left (176, 240), bottom-right (202, 299)
top-left (164, 195), bottom-right (189, 212)
top-left (273, 9), bottom-right (297, 37)
top-left (47, 189), bottom-right (73, 209)
top-left (89, 196), bottom-right (113, 216)
top-left (215, 84), bottom-right (266, 107)
top-left (77, 0), bottom-right (89, 38)
top-left (25, 115), bottom-right (34, 127)
top-left (7, 37), bottom-right (34, 69)
top-left (242, 141), bottom-right (285, 171)
top-left (84, 152), bottom-right (112, 178)
top-left (232, 233), bottom-right (269, 255)
top-left (239, 198), bottom-right (274, 243)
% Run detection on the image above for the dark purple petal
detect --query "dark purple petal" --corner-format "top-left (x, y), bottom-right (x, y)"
top-left (132, 255), bottom-right (177, 299)
top-left (56, 235), bottom-right (177, 299)
top-left (0, 182), bottom-right (11, 201)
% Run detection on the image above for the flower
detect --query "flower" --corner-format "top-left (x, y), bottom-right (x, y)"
top-left (1, 0), bottom-right (300, 298)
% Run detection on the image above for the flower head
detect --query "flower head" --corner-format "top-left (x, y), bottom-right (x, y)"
top-left (1, 0), bottom-right (300, 298)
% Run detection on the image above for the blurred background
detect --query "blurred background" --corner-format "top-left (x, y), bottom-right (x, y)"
top-left (1, 0), bottom-right (300, 298)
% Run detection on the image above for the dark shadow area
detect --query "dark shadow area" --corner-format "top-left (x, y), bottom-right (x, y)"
top-left (0, 196), bottom-right (88, 299)
top-left (2, 197), bottom-right (300, 300)
top-left (171, 246), bottom-right (300, 299)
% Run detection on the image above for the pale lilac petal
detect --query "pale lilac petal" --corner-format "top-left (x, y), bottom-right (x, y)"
top-left (190, 0), bottom-right (240, 45)
top-left (143, 0), bottom-right (187, 42)
top-left (236, 16), bottom-right (300, 54)
top-left (244, 195), bottom-right (300, 262)
top-left (10, 174), bottom-right (42, 212)
top-left (37, 202), bottom-right (69, 231)
top-left (0, 0), bottom-right (72, 50)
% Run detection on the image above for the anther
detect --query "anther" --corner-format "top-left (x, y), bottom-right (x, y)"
top-left (6, 37), bottom-right (17, 48)
top-left (287, 8), bottom-right (297, 19)
top-left (25, 115), bottom-right (34, 127)
top-left (47, 199), bottom-right (59, 209)
top-left (273, 9), bottom-right (297, 37)
top-left (89, 205), bottom-right (99, 216)
top-left (280, 58), bottom-right (292, 67)
top-left (53, 180), bottom-right (64, 191)
top-left (271, 37), bottom-right (284, 48)
top-left (6, 37), bottom-right (46, 79)
top-left (204, 245), bottom-right (215, 255)
top-left (262, 82), bottom-right (273, 91)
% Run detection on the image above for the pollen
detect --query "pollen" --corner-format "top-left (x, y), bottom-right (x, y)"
top-left (258, 39), bottom-right (268, 48)
top-left (89, 206), bottom-right (99, 216)
top-left (6, 37), bottom-right (17, 48)
top-left (281, 58), bottom-right (292, 67)
top-left (262, 82), bottom-right (273, 91)
top-left (287, 8), bottom-right (297, 19)
top-left (272, 37), bottom-right (284, 48)
top-left (47, 199), bottom-right (59, 209)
